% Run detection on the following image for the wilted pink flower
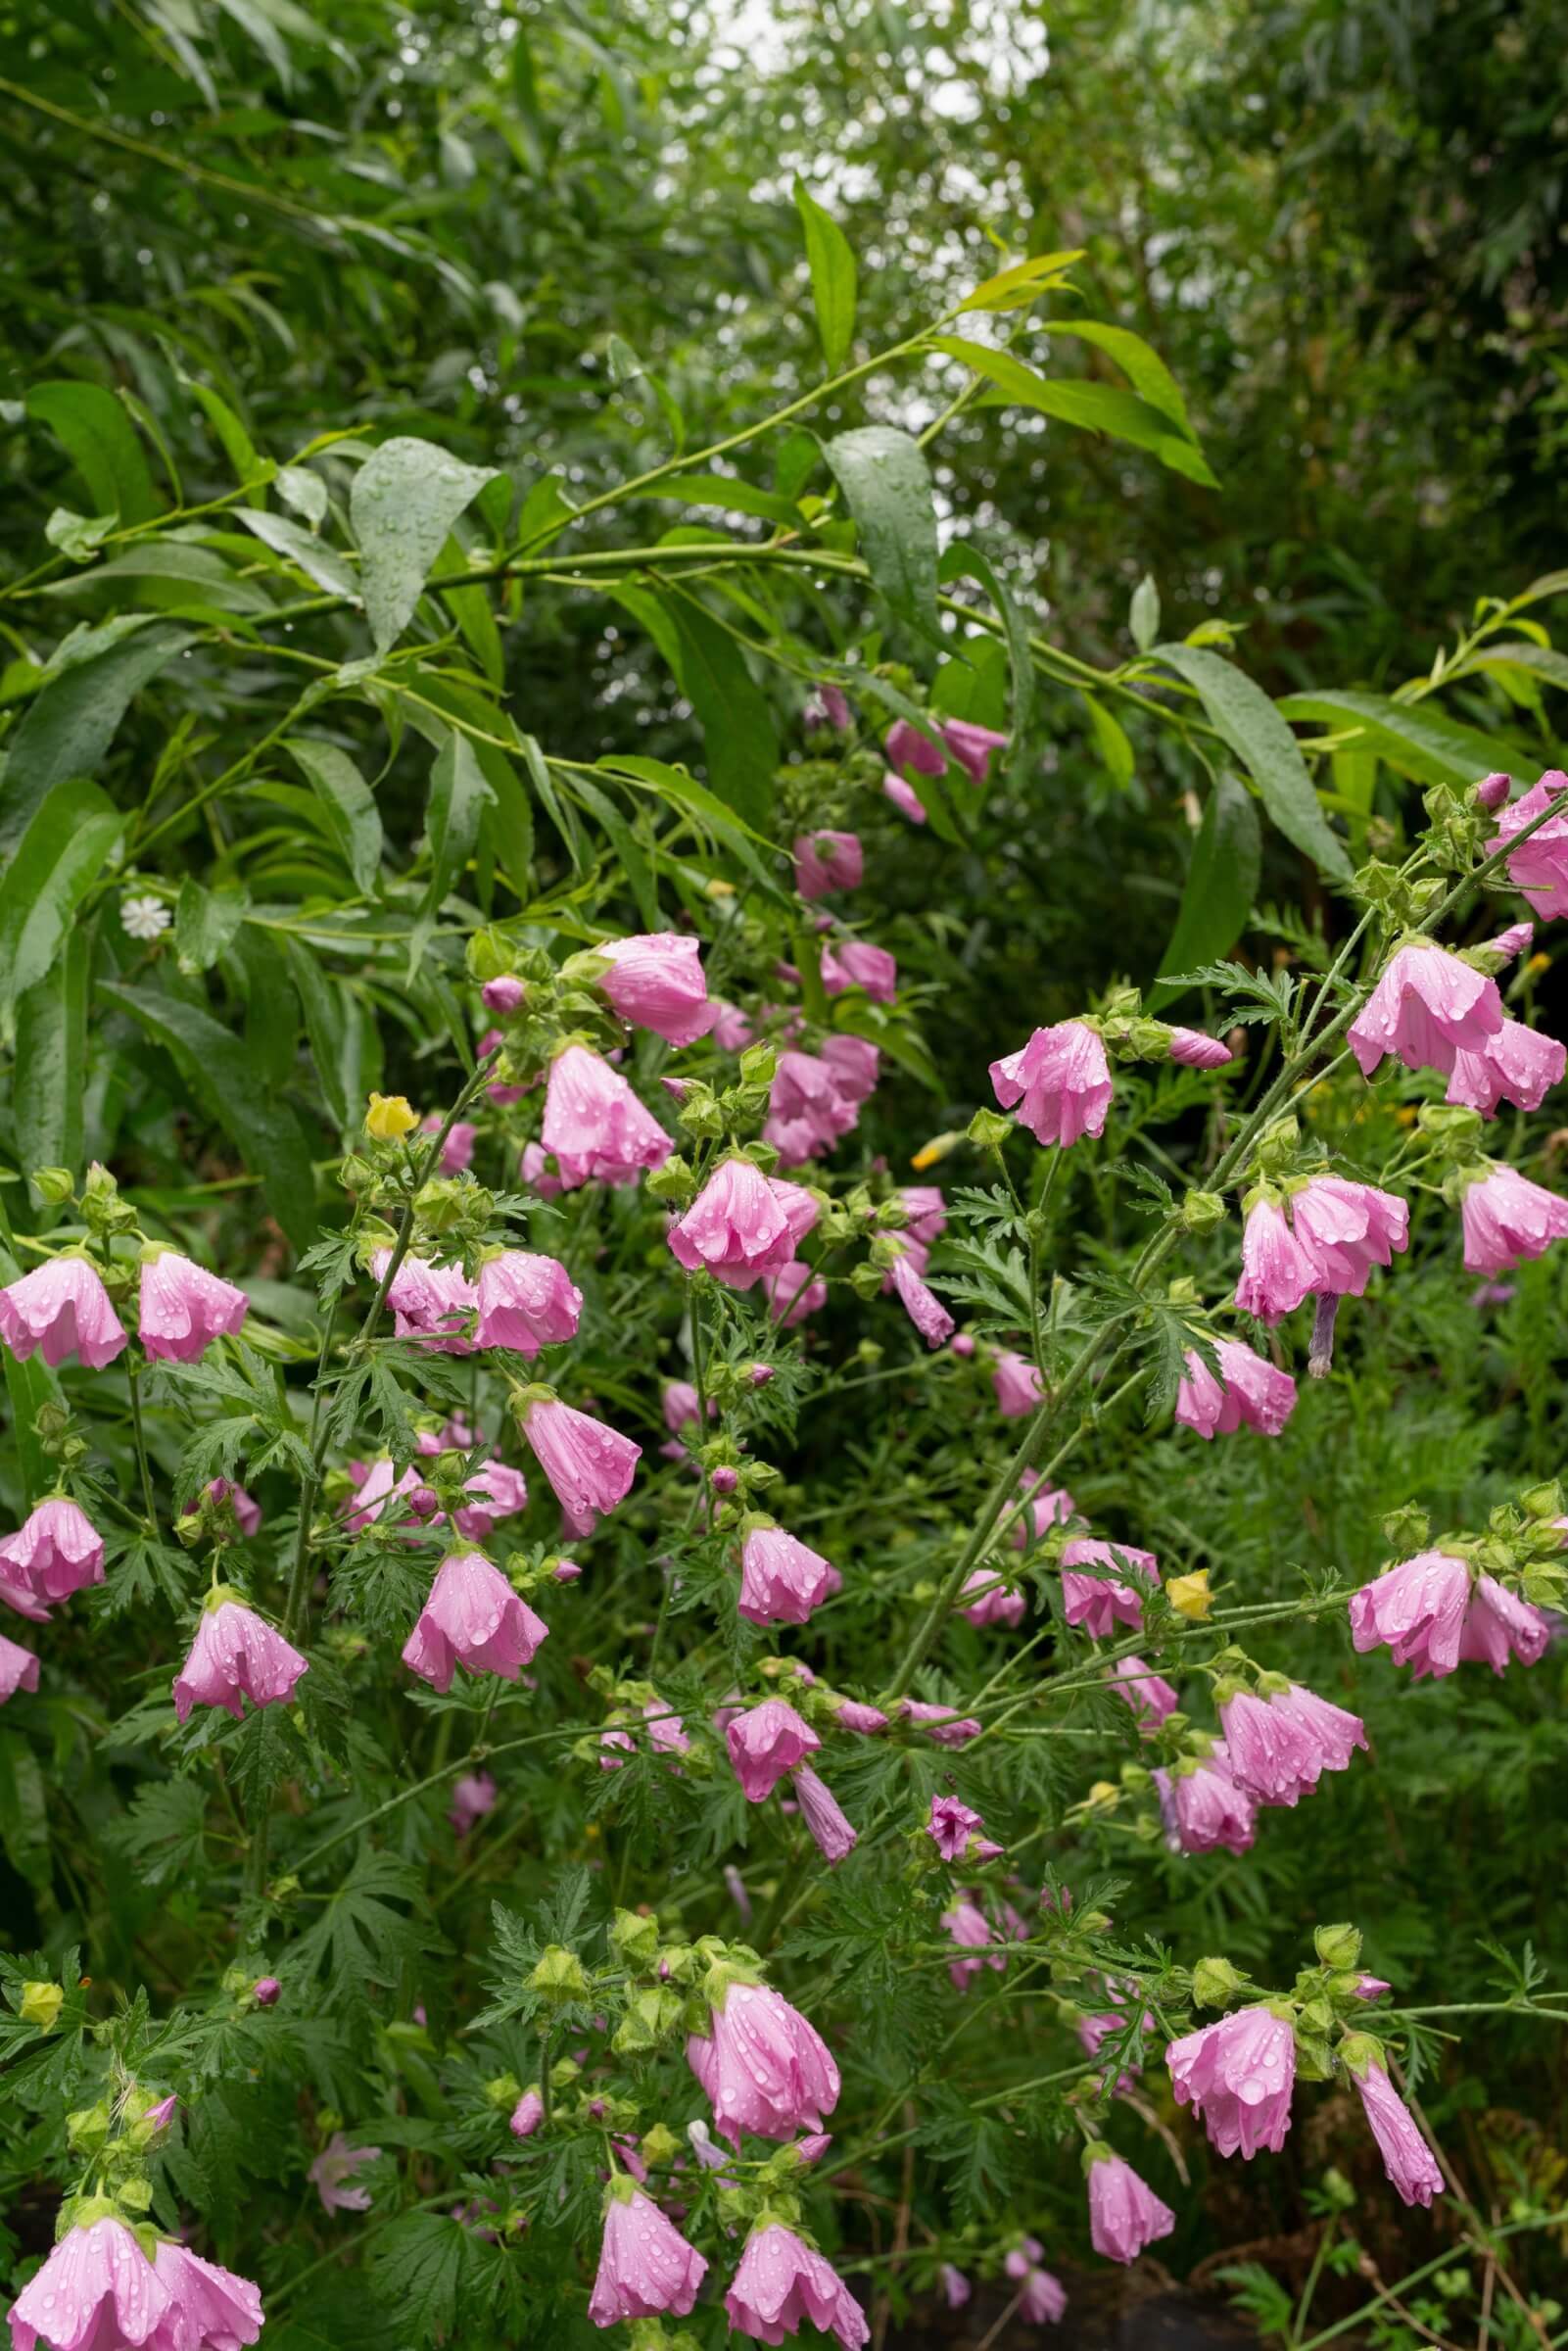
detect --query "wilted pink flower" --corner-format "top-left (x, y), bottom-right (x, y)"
top-left (1446, 1017), bottom-right (1565, 1117)
top-left (669, 1159), bottom-right (817, 1283)
top-left (832, 1697), bottom-right (889, 1735)
top-left (882, 768), bottom-right (927, 824)
top-left (1004, 2241), bottom-right (1067, 2325)
top-left (420, 1114), bottom-right (477, 1175)
top-left (821, 938), bottom-right (896, 1003)
top-left (1349, 941), bottom-right (1503, 1080)
top-left (402, 1552), bottom-right (547, 1693)
top-left (1349, 2055), bottom-right (1445, 2207)
top-left (1167, 1027), bottom-right (1234, 1069)
top-left (1156, 1747), bottom-right (1258, 1855)
top-left (1061, 1538), bottom-right (1160, 1637)
top-left (0, 1634), bottom-right (39, 1704)
top-left (726, 1698), bottom-right (820, 1799)
top-left (0, 1257), bottom-right (127, 1370)
top-left (207, 1477), bottom-right (261, 1537)
top-left (150, 2240), bottom-right (263, 2349)
top-left (886, 1250), bottom-right (954, 1348)
top-left (309, 2132), bottom-right (380, 2213)
top-left (587, 2180), bottom-right (708, 2324)
top-left (927, 1794), bottom-right (1000, 1863)
top-left (793, 830), bottom-right (863, 900)
top-left (990, 1020), bottom-right (1113, 1148)
top-left (1219, 1680), bottom-right (1367, 1806)
top-left (0, 1499), bottom-right (104, 1617)
top-left (448, 1770), bottom-right (498, 1837)
top-left (1487, 769), bottom-right (1568, 917)
top-left (1291, 1176), bottom-right (1409, 1300)
top-left (509, 2087), bottom-right (544, 2137)
top-left (1107, 1655), bottom-right (1179, 1731)
top-left (474, 1250), bottom-right (582, 1355)
top-left (1457, 1573), bottom-right (1551, 1671)
top-left (726, 2221), bottom-right (869, 2348)
top-left (900, 1698), bottom-right (982, 1746)
top-left (1086, 2150), bottom-right (1176, 2264)
top-left (738, 1526), bottom-right (837, 1626)
top-left (8, 2215), bottom-right (171, 2351)
top-left (138, 1250), bottom-right (249, 1363)
top-left (594, 932), bottom-right (716, 1046)
top-left (764, 1260), bottom-right (827, 1326)
top-left (1175, 1338), bottom-right (1297, 1439)
top-left (1167, 2004), bottom-right (1296, 2158)
top-left (689, 1981), bottom-right (840, 2142)
top-left (941, 2265), bottom-right (971, 2310)
top-left (253, 1977), bottom-right (281, 2006)
top-left (520, 1395), bottom-right (641, 1524)
top-left (1349, 1551), bottom-right (1471, 1678)
top-left (960, 1567), bottom-right (1025, 1627)
top-left (543, 1043), bottom-right (671, 1186)
top-left (792, 1763), bottom-right (858, 1863)
top-left (992, 1350), bottom-right (1043, 1418)
top-left (1234, 1198), bottom-right (1317, 1323)
top-left (173, 1599), bottom-right (308, 1723)
top-left (1459, 1163), bottom-right (1568, 1273)
top-left (941, 1894), bottom-right (1004, 1989)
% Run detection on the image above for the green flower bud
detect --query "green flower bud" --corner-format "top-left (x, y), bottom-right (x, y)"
top-left (67, 2101), bottom-right (112, 2154)
top-left (1179, 1190), bottom-right (1226, 1234)
top-left (1191, 1955), bottom-right (1245, 2009)
top-left (484, 2073), bottom-right (522, 2111)
top-left (1518, 1480), bottom-right (1563, 1522)
top-left (610, 1908), bottom-right (661, 1971)
top-left (967, 1107), bottom-right (1013, 1150)
top-left (640, 2123), bottom-right (681, 2169)
top-left (1313, 1923), bottom-right (1362, 1972)
top-left (1380, 1504), bottom-right (1430, 1554)
top-left (30, 1168), bottom-right (74, 1206)
top-left (19, 1981), bottom-right (64, 2033)
top-left (645, 1156), bottom-right (695, 1205)
top-left (529, 1944), bottom-right (589, 2001)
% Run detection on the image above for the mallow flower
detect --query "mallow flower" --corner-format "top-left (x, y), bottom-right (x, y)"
top-left (1348, 1550), bottom-right (1472, 1678)
top-left (669, 1159), bottom-right (817, 1284)
top-left (0, 1633), bottom-right (40, 1703)
top-left (473, 1251), bottom-right (582, 1354)
top-left (172, 1594), bottom-right (309, 1723)
top-left (820, 938), bottom-right (896, 1003)
top-left (1458, 1163), bottom-right (1568, 1273)
top-left (898, 1699), bottom-right (981, 1746)
top-left (791, 1763), bottom-right (858, 1864)
top-left (137, 1248), bottom-right (249, 1363)
top-left (1085, 2147), bottom-right (1176, 2264)
top-left (725, 2221), bottom-right (869, 2348)
top-left (1166, 2003), bottom-right (1297, 2158)
top-left (1155, 1747), bottom-right (1258, 1856)
top-left (792, 830), bottom-right (863, 900)
top-left (7, 2213), bottom-right (172, 2351)
top-left (586, 2178), bottom-right (708, 2325)
top-left (884, 714), bottom-right (1007, 786)
top-left (150, 2239), bottom-right (264, 2349)
top-left (1167, 1027), bottom-right (1234, 1068)
top-left (726, 1698), bottom-right (820, 1799)
top-left (927, 1795), bottom-right (1001, 1864)
top-left (542, 1043), bottom-right (671, 1186)
top-left (1174, 1338), bottom-right (1297, 1439)
top-left (989, 1019), bottom-right (1113, 1148)
top-left (1343, 2042), bottom-right (1445, 2208)
top-left (1218, 1679), bottom-right (1367, 1806)
top-left (992, 1350), bottom-right (1043, 1418)
top-left (1456, 1574), bottom-right (1551, 1671)
top-left (885, 1248), bottom-right (954, 1348)
top-left (738, 1523), bottom-right (837, 1626)
top-left (1348, 940), bottom-right (1502, 1080)
top-left (1487, 768), bottom-right (1568, 917)
top-left (0, 1257), bottom-right (127, 1370)
top-left (688, 1978), bottom-right (839, 2142)
top-left (401, 1552), bottom-right (548, 1693)
top-left (0, 1499), bottom-right (104, 1616)
top-left (518, 1393), bottom-right (641, 1525)
top-left (1107, 1656), bottom-right (1179, 1730)
top-left (960, 1567), bottom-right (1025, 1628)
top-left (1061, 1538), bottom-right (1160, 1637)
top-left (1003, 2240), bottom-right (1067, 2325)
top-left (592, 931), bottom-right (716, 1046)
top-left (1445, 1017), bottom-right (1565, 1118)
top-left (309, 2133), bottom-right (380, 2214)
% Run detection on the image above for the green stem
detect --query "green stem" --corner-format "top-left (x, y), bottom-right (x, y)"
top-left (125, 1356), bottom-right (158, 1530)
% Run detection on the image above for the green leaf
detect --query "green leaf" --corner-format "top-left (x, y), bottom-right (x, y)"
top-left (100, 983), bottom-right (319, 1252)
top-left (366, 2213), bottom-right (465, 2343)
top-left (598, 753), bottom-right (786, 902)
top-left (793, 177), bottom-right (858, 373)
top-left (0, 777), bottom-right (122, 1024)
top-left (562, 772), bottom-right (658, 930)
top-left (658, 594), bottom-right (779, 830)
top-left (627, 473), bottom-right (800, 525)
top-left (822, 425), bottom-right (940, 641)
top-left (239, 509), bottom-right (358, 600)
top-left (291, 1847), bottom-right (438, 1990)
top-left (281, 935), bottom-right (358, 1134)
top-left (1154, 644), bottom-right (1353, 880)
top-left (1275, 688), bottom-right (1531, 790)
top-left (422, 730), bottom-right (493, 916)
top-left (26, 381), bottom-right (160, 524)
top-left (46, 543), bottom-right (272, 616)
top-left (0, 1733), bottom-right (51, 1895)
top-left (349, 437), bottom-right (499, 653)
top-left (285, 739), bottom-right (384, 893)
top-left (938, 543), bottom-right (1035, 786)
top-left (958, 250), bottom-right (1084, 313)
top-left (183, 377), bottom-right (267, 508)
top-left (173, 879), bottom-right (249, 976)
top-left (1082, 692), bottom-right (1135, 789)
top-left (436, 531), bottom-right (504, 688)
top-left (1130, 574), bottom-right (1161, 653)
top-left (0, 618), bottom-right (199, 855)
top-left (1147, 772), bottom-right (1262, 1011)
top-left (0, 1241), bottom-right (59, 1505)
top-left (1038, 319), bottom-right (1197, 437)
top-left (932, 336), bottom-right (1219, 488)
top-left (14, 930), bottom-right (89, 1188)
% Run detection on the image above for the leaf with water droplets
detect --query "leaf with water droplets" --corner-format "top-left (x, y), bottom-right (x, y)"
top-left (350, 436), bottom-right (499, 653)
top-left (822, 424), bottom-right (940, 644)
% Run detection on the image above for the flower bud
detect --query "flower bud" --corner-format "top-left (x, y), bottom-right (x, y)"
top-left (529, 1944), bottom-right (589, 2001)
top-left (640, 2123), bottom-right (681, 2169)
top-left (67, 2101), bottom-right (112, 2155)
top-left (1518, 1480), bottom-right (1563, 1522)
top-left (1313, 1923), bottom-right (1362, 1972)
top-left (609, 1908), bottom-right (661, 1971)
top-left (466, 928), bottom-right (515, 983)
top-left (484, 2072), bottom-right (522, 2110)
top-left (1190, 1955), bottom-right (1245, 2009)
top-left (737, 1042), bottom-right (778, 1087)
top-left (1380, 1503), bottom-right (1431, 1554)
top-left (30, 1168), bottom-right (74, 1206)
top-left (967, 1108), bottom-right (1013, 1150)
top-left (18, 1981), bottom-right (64, 2033)
top-left (645, 1155), bottom-right (695, 1205)
top-left (1179, 1189), bottom-right (1226, 1234)
top-left (1166, 1569), bottom-right (1212, 1620)
top-left (364, 1092), bottom-right (418, 1140)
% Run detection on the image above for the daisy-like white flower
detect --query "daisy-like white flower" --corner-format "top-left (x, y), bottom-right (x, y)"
top-left (121, 893), bottom-right (170, 940)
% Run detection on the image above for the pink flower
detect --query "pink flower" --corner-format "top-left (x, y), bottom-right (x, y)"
top-left (1234, 1199), bottom-right (1318, 1323)
top-left (738, 1526), bottom-right (837, 1626)
top-left (542, 1044), bottom-right (671, 1186)
top-left (253, 1977), bottom-right (281, 2007)
top-left (1168, 1027), bottom-right (1234, 1069)
top-left (1459, 1164), bottom-right (1568, 1273)
top-left (886, 1251), bottom-right (954, 1347)
top-left (1487, 769), bottom-right (1568, 917)
top-left (8, 2215), bottom-right (171, 2351)
top-left (832, 1697), bottom-right (889, 1735)
top-left (882, 768), bottom-right (927, 824)
top-left (927, 1794), bottom-right (999, 1863)
top-left (172, 1599), bottom-right (308, 1723)
top-left (473, 1250), bottom-right (582, 1354)
top-left (886, 715), bottom-right (1007, 787)
top-left (520, 1395), bottom-right (641, 1524)
top-left (900, 1186), bottom-right (947, 1246)
top-left (1166, 2004), bottom-right (1296, 2158)
top-left (420, 1114), bottom-right (477, 1175)
top-left (1294, 1174), bottom-right (1408, 1298)
top-left (402, 1552), bottom-right (548, 1693)
top-left (669, 1159), bottom-right (817, 1283)
top-left (960, 1568), bottom-right (1025, 1627)
top-left (662, 1380), bottom-right (707, 1435)
top-left (1476, 770), bottom-right (1512, 812)
top-left (1012, 1473), bottom-right (1075, 1554)
top-left (726, 1699), bottom-right (820, 1799)
top-left (482, 975), bottom-right (526, 1014)
top-left (1061, 1538), bottom-right (1160, 1637)
top-left (899, 1699), bottom-right (981, 1746)
top-left (509, 2087), bottom-right (544, 2137)
top-left (1004, 2244), bottom-right (1067, 2325)
top-left (818, 1032), bottom-right (880, 1106)
top-left (0, 1499), bottom-right (104, 1617)
top-left (1446, 1017), bottom-right (1565, 1117)
top-left (792, 1763), bottom-right (857, 1863)
top-left (375, 1251), bottom-right (478, 1352)
top-left (689, 1982), bottom-right (840, 2142)
top-left (593, 932), bottom-right (716, 1046)
top-left (805, 684), bottom-right (852, 732)
top-left (448, 1770), bottom-right (498, 1837)
top-left (1348, 941), bottom-right (1503, 1080)
top-left (941, 2265), bottom-right (971, 2309)
top-left (0, 1636), bottom-right (39, 1703)
top-left (711, 999), bottom-right (756, 1051)
top-left (764, 1260), bottom-right (827, 1326)
top-left (1350, 2058), bottom-right (1445, 2208)
top-left (587, 2181), bottom-right (708, 2325)
top-left (941, 1894), bottom-right (1003, 1989)
top-left (138, 1251), bottom-right (249, 1363)
top-left (1457, 1573), bottom-right (1551, 1671)
top-left (992, 1350), bottom-right (1043, 1418)
top-left (597, 1699), bottom-right (690, 1767)
top-left (1218, 1681), bottom-right (1367, 1806)
top-left (1086, 2150), bottom-right (1176, 2264)
top-left (1107, 1655), bottom-right (1179, 1731)
top-left (150, 2240), bottom-right (263, 2350)
top-left (989, 1020), bottom-right (1113, 1148)
top-left (207, 1478), bottom-right (261, 1537)
top-left (726, 2221), bottom-right (869, 2348)
top-left (519, 1139), bottom-right (565, 1198)
top-left (821, 939), bottom-right (896, 1002)
top-left (768, 1049), bottom-right (859, 1162)
top-left (1355, 1975), bottom-right (1392, 2000)
top-left (1175, 1339), bottom-right (1297, 1439)
top-left (0, 1258), bottom-right (127, 1370)
top-left (793, 830), bottom-right (863, 900)
top-left (1349, 1551), bottom-right (1471, 1678)
top-left (1155, 1748), bottom-right (1258, 1855)
top-left (309, 2132), bottom-right (380, 2214)
top-left (451, 1458), bottom-right (530, 1543)
top-left (478, 1027), bottom-right (528, 1103)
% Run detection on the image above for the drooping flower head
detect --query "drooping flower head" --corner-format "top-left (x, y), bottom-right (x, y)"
top-left (473, 1251), bottom-right (582, 1355)
top-left (821, 938), bottom-right (897, 1003)
top-left (1166, 2003), bottom-right (1296, 2158)
top-left (792, 830), bottom-right (864, 900)
top-left (1487, 768), bottom-right (1568, 917)
top-left (420, 1113), bottom-right (476, 1175)
top-left (374, 1251), bottom-right (478, 1353)
top-left (725, 2221), bottom-right (869, 2348)
top-left (669, 1159), bottom-right (817, 1285)
top-left (0, 1499), bottom-right (104, 1617)
top-left (518, 1393), bottom-right (641, 1527)
top-left (0, 1257), bottom-right (128, 1370)
top-left (1446, 1016), bottom-right (1566, 1118)
top-left (1458, 1163), bottom-right (1568, 1274)
top-left (927, 1794), bottom-right (1001, 1864)
top-left (1348, 1551), bottom-right (1471, 1679)
top-left (0, 1634), bottom-right (39, 1704)
top-left (726, 1698), bottom-right (820, 1799)
top-left (1343, 2044), bottom-right (1445, 2208)
top-left (1085, 2147), bottom-right (1177, 2264)
top-left (1107, 1655), bottom-right (1179, 1732)
top-left (586, 2178), bottom-right (708, 2325)
top-left (792, 1763), bottom-right (858, 1864)
top-left (1218, 1679), bottom-right (1367, 1806)
top-left (1003, 2240), bottom-right (1068, 2325)
top-left (764, 1260), bottom-right (827, 1326)
top-left (688, 1979), bottom-right (839, 2143)
top-left (138, 1249), bottom-right (249, 1364)
top-left (960, 1567), bottom-right (1025, 1628)
top-left (592, 932), bottom-right (717, 1046)
top-left (1290, 1176), bottom-right (1409, 1300)
top-left (172, 1596), bottom-right (309, 1723)
top-left (1456, 1573), bottom-right (1551, 1671)
top-left (1061, 1538), bottom-right (1160, 1638)
top-left (401, 1552), bottom-right (548, 1694)
top-left (151, 2240), bottom-right (264, 2350)
top-left (738, 1524), bottom-right (838, 1627)
top-left (448, 1770), bottom-right (498, 1837)
top-left (992, 1349), bottom-right (1043, 1419)
top-left (899, 1699), bottom-right (981, 1746)
top-left (1155, 1746), bottom-right (1258, 1856)
top-left (1348, 940), bottom-right (1503, 1081)
top-left (7, 2214), bottom-right (171, 2351)
top-left (1174, 1338), bottom-right (1297, 1440)
top-left (989, 1020), bottom-right (1113, 1148)
top-left (309, 2132), bottom-right (380, 2213)
top-left (1167, 1027), bottom-right (1234, 1069)
top-left (542, 1043), bottom-right (672, 1187)
top-left (885, 1248), bottom-right (954, 1348)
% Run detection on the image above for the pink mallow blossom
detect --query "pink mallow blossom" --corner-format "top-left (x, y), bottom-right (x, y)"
top-left (885, 714), bottom-right (1007, 787)
top-left (402, 1552), bottom-right (547, 1693)
top-left (376, 1252), bottom-right (477, 1353)
top-left (519, 1396), bottom-right (641, 1525)
top-left (927, 1795), bottom-right (1001, 1863)
top-left (7, 2216), bottom-right (171, 2351)
top-left (151, 2240), bottom-right (263, 2350)
top-left (420, 1113), bottom-right (477, 1175)
top-left (669, 1160), bottom-right (817, 1284)
top-left (138, 1250), bottom-right (249, 1363)
top-left (0, 1257), bottom-right (127, 1370)
top-left (1061, 1538), bottom-right (1161, 1637)
top-left (1348, 941), bottom-right (1502, 1081)
top-left (992, 1350), bottom-right (1043, 1418)
top-left (886, 1248), bottom-right (954, 1348)
top-left (594, 932), bottom-right (716, 1046)
top-left (726, 1699), bottom-right (820, 1799)
top-left (542, 1043), bottom-right (671, 1186)
top-left (821, 938), bottom-right (896, 1003)
top-left (0, 1499), bottom-right (104, 1619)
top-left (509, 2087), bottom-right (544, 2137)
top-left (1446, 1016), bottom-right (1565, 1118)
top-left (960, 1567), bottom-right (1025, 1628)
top-left (1459, 1164), bottom-right (1568, 1274)
top-left (989, 1020), bottom-right (1113, 1148)
top-left (688, 1981), bottom-right (839, 2142)
top-left (1218, 1681), bottom-right (1367, 1806)
top-left (1156, 1747), bottom-right (1258, 1855)
top-left (1487, 769), bottom-right (1568, 918)
top-left (587, 2180), bottom-right (708, 2325)
top-left (473, 1250), bottom-right (582, 1354)
top-left (0, 1635), bottom-right (39, 1704)
top-left (1349, 2053), bottom-right (1445, 2208)
top-left (309, 2132), bottom-right (380, 2213)
top-left (1237, 1179), bottom-right (1407, 1322)
top-left (792, 1764), bottom-right (858, 1864)
top-left (1004, 2240), bottom-right (1067, 2325)
top-left (207, 1478), bottom-right (261, 1537)
top-left (173, 1598), bottom-right (308, 1723)
top-left (1168, 1028), bottom-right (1234, 1068)
top-left (726, 2221), bottom-right (869, 2349)
top-left (899, 1699), bottom-right (981, 1746)
top-left (1457, 1574), bottom-right (1551, 1671)
top-left (1107, 1655), bottom-right (1179, 1732)
top-left (1166, 2004), bottom-right (1296, 2158)
top-left (1086, 2150), bottom-right (1176, 2264)
top-left (1349, 1551), bottom-right (1472, 1678)
top-left (448, 1770), bottom-right (498, 1837)
top-left (1175, 1338), bottom-right (1297, 1439)
top-left (765, 1261), bottom-right (827, 1326)
top-left (738, 1525), bottom-right (837, 1626)
top-left (793, 830), bottom-right (863, 900)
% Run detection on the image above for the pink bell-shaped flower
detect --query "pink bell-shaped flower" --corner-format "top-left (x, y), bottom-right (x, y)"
top-left (725, 1698), bottom-right (820, 1800)
top-left (8, 2213), bottom-right (171, 2351)
top-left (792, 830), bottom-right (863, 900)
top-left (725, 2220), bottom-right (869, 2347)
top-left (1155, 1746), bottom-right (1258, 1855)
top-left (1166, 2003), bottom-right (1296, 2158)
top-left (1174, 1338), bottom-right (1297, 1439)
top-left (991, 1349), bottom-right (1043, 1418)
top-left (1085, 2147), bottom-right (1176, 2263)
top-left (0, 1257), bottom-right (128, 1370)
top-left (0, 1498), bottom-right (104, 1617)
top-left (401, 1552), bottom-right (547, 1693)
top-left (473, 1250), bottom-right (582, 1355)
top-left (137, 1249), bottom-right (249, 1364)
top-left (820, 938), bottom-right (896, 1003)
top-left (737, 1524), bottom-right (837, 1626)
top-left (1348, 940), bottom-right (1502, 1080)
top-left (518, 1393), bottom-right (641, 1526)
top-left (1218, 1679), bottom-right (1367, 1806)
top-left (791, 1763), bottom-right (857, 1864)
top-left (989, 1019), bottom-right (1113, 1148)
top-left (0, 1632), bottom-right (40, 1703)
top-left (1349, 1550), bottom-right (1472, 1679)
top-left (1459, 1163), bottom-right (1568, 1273)
top-left (586, 2177), bottom-right (708, 2325)
top-left (668, 1159), bottom-right (817, 1284)
top-left (1486, 768), bottom-right (1568, 917)
top-left (1061, 1537), bottom-right (1160, 1638)
top-left (172, 1595), bottom-right (309, 1723)
top-left (150, 2239), bottom-right (263, 2349)
top-left (688, 1979), bottom-right (840, 2143)
top-left (542, 1043), bottom-right (672, 1186)
top-left (593, 932), bottom-right (716, 1046)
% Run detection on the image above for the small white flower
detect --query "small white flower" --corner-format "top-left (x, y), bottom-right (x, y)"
top-left (121, 894), bottom-right (170, 942)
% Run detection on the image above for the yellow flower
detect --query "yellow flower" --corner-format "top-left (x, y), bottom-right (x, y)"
top-left (1528, 952), bottom-right (1551, 977)
top-left (1167, 1569), bottom-right (1212, 1620)
top-left (364, 1092), bottom-right (418, 1140)
top-left (19, 1981), bottom-right (64, 2033)
top-left (911, 1129), bottom-right (964, 1171)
